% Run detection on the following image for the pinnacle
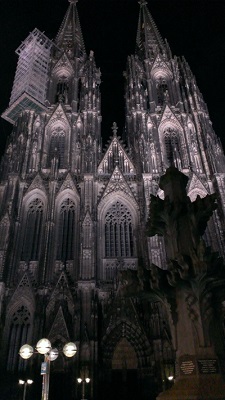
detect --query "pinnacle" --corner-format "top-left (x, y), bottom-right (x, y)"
top-left (68, 0), bottom-right (78, 3)
top-left (111, 122), bottom-right (118, 136)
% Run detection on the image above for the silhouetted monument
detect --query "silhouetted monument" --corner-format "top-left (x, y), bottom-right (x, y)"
top-left (120, 167), bottom-right (225, 399)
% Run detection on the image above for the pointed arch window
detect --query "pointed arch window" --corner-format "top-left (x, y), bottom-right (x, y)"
top-left (164, 127), bottom-right (182, 168)
top-left (7, 305), bottom-right (31, 371)
top-left (105, 201), bottom-right (134, 258)
top-left (57, 199), bottom-right (76, 261)
top-left (21, 198), bottom-right (44, 261)
top-left (48, 126), bottom-right (66, 168)
top-left (56, 81), bottom-right (69, 104)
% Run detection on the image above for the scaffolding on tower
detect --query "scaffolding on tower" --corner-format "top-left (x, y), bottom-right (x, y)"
top-left (2, 29), bottom-right (58, 124)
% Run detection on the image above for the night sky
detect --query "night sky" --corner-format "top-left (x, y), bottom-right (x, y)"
top-left (0, 0), bottom-right (225, 159)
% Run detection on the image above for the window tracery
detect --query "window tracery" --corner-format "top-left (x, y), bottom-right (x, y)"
top-left (7, 305), bottom-right (31, 371)
top-left (56, 81), bottom-right (69, 104)
top-left (164, 127), bottom-right (182, 168)
top-left (48, 126), bottom-right (66, 168)
top-left (57, 199), bottom-right (76, 261)
top-left (21, 198), bottom-right (44, 261)
top-left (105, 201), bottom-right (134, 258)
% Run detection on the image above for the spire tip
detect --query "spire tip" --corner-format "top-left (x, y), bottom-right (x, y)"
top-left (138, 0), bottom-right (147, 6)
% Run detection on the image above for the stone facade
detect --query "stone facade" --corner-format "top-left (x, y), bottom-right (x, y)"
top-left (0, 1), bottom-right (224, 399)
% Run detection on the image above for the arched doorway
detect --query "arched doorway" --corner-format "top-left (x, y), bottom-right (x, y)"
top-left (110, 338), bottom-right (139, 400)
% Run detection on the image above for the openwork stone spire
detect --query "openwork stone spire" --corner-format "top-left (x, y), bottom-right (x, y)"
top-left (55, 0), bottom-right (85, 58)
top-left (136, 0), bottom-right (165, 59)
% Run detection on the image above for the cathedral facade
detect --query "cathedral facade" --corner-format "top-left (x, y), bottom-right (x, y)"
top-left (0, 1), bottom-right (225, 399)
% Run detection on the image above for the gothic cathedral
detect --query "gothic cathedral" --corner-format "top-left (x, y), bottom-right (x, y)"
top-left (0, 1), bottom-right (225, 399)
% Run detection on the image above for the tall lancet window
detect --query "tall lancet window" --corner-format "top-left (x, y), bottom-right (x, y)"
top-left (105, 201), bottom-right (134, 258)
top-left (56, 81), bottom-right (69, 104)
top-left (57, 199), bottom-right (76, 261)
top-left (48, 126), bottom-right (66, 168)
top-left (7, 305), bottom-right (31, 371)
top-left (21, 198), bottom-right (44, 261)
top-left (164, 127), bottom-right (182, 168)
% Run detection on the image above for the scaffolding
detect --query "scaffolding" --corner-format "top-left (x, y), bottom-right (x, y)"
top-left (2, 29), bottom-right (54, 124)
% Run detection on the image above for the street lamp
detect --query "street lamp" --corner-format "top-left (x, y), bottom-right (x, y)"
top-left (19, 339), bottom-right (77, 400)
top-left (19, 379), bottom-right (33, 400)
top-left (77, 377), bottom-right (90, 400)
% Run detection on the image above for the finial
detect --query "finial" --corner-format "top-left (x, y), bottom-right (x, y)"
top-left (111, 122), bottom-right (118, 136)
top-left (69, 0), bottom-right (78, 4)
top-left (89, 50), bottom-right (94, 60)
top-left (138, 0), bottom-right (147, 6)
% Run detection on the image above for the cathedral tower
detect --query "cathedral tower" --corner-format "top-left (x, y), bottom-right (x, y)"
top-left (0, 1), bottom-right (224, 399)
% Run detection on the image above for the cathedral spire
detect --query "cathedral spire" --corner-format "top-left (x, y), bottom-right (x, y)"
top-left (55, 0), bottom-right (86, 58)
top-left (136, 0), bottom-right (165, 60)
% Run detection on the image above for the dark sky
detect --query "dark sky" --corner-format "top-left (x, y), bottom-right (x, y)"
top-left (0, 0), bottom-right (225, 159)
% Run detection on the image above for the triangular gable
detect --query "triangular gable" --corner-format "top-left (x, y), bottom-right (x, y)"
top-left (98, 136), bottom-right (135, 174)
top-left (151, 54), bottom-right (172, 77)
top-left (101, 166), bottom-right (136, 201)
top-left (102, 297), bottom-right (149, 349)
top-left (48, 306), bottom-right (70, 342)
top-left (48, 271), bottom-right (73, 305)
top-left (55, 271), bottom-right (70, 292)
top-left (187, 174), bottom-right (208, 201)
top-left (9, 272), bottom-right (35, 308)
top-left (58, 173), bottom-right (80, 197)
top-left (46, 103), bottom-right (70, 131)
top-left (82, 211), bottom-right (93, 226)
top-left (158, 105), bottom-right (183, 132)
top-left (52, 52), bottom-right (74, 77)
top-left (26, 173), bottom-right (46, 195)
top-left (18, 272), bottom-right (31, 288)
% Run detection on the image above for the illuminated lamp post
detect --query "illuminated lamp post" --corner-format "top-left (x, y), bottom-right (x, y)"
top-left (77, 377), bottom-right (90, 400)
top-left (19, 379), bottom-right (33, 400)
top-left (19, 339), bottom-right (77, 400)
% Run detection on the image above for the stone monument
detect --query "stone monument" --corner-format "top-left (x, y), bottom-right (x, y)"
top-left (120, 167), bottom-right (225, 399)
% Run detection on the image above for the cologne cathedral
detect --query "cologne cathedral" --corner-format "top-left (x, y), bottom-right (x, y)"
top-left (0, 1), bottom-right (225, 399)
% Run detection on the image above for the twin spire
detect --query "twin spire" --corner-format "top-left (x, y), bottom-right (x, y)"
top-left (55, 0), bottom-right (85, 58)
top-left (56, 0), bottom-right (165, 60)
top-left (136, 0), bottom-right (165, 59)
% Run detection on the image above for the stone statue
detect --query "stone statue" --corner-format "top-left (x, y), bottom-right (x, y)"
top-left (119, 167), bottom-right (225, 400)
